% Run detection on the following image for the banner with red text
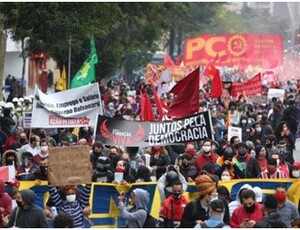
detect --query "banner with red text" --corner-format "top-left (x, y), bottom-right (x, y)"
top-left (184, 34), bottom-right (283, 68)
top-left (231, 73), bottom-right (263, 97)
top-left (31, 83), bottom-right (102, 128)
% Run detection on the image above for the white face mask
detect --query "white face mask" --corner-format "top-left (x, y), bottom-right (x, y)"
top-left (41, 146), bottom-right (48, 152)
top-left (66, 194), bottom-right (76, 203)
top-left (202, 146), bottom-right (211, 153)
top-left (221, 175), bottom-right (231, 181)
top-left (36, 142), bottom-right (40, 146)
top-left (210, 192), bottom-right (218, 202)
top-left (139, 162), bottom-right (145, 166)
top-left (292, 170), bottom-right (300, 178)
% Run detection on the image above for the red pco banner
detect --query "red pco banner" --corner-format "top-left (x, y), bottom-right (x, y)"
top-left (184, 34), bottom-right (283, 68)
top-left (231, 73), bottom-right (262, 97)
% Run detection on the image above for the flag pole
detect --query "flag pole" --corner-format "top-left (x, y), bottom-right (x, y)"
top-left (67, 37), bottom-right (72, 89)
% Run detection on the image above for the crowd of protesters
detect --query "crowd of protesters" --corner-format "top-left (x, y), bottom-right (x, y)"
top-left (0, 77), bottom-right (300, 227)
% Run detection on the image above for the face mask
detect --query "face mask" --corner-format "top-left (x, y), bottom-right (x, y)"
top-left (241, 120), bottom-right (247, 124)
top-left (256, 127), bottom-right (262, 133)
top-left (266, 143), bottom-right (272, 148)
top-left (238, 148), bottom-right (247, 156)
top-left (138, 162), bottom-right (145, 166)
top-left (153, 147), bottom-right (161, 152)
top-left (292, 170), bottom-right (300, 178)
top-left (221, 175), bottom-right (231, 181)
top-left (275, 192), bottom-right (286, 202)
top-left (5, 186), bottom-right (16, 197)
top-left (19, 138), bottom-right (26, 144)
top-left (16, 201), bottom-right (24, 208)
top-left (40, 166), bottom-right (48, 174)
top-left (6, 159), bottom-right (13, 165)
top-left (41, 146), bottom-right (48, 152)
top-left (187, 149), bottom-right (196, 156)
top-left (66, 194), bottom-right (76, 203)
top-left (172, 193), bottom-right (182, 200)
top-left (202, 146), bottom-right (211, 153)
top-left (244, 203), bottom-right (256, 213)
top-left (268, 168), bottom-right (276, 175)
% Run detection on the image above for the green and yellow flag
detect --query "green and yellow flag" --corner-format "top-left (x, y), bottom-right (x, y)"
top-left (70, 38), bottom-right (98, 89)
top-left (55, 65), bottom-right (67, 91)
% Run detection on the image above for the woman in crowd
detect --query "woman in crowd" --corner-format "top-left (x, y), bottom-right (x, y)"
top-left (149, 146), bottom-right (170, 180)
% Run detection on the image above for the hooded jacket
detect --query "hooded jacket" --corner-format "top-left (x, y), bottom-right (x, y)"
top-left (7, 189), bottom-right (48, 228)
top-left (118, 188), bottom-right (150, 228)
top-left (2, 150), bottom-right (19, 168)
top-left (254, 212), bottom-right (287, 228)
top-left (228, 184), bottom-right (252, 216)
top-left (0, 179), bottom-right (12, 228)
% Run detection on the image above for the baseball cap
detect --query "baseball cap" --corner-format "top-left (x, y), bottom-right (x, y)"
top-left (210, 199), bottom-right (225, 212)
top-left (5, 178), bottom-right (20, 188)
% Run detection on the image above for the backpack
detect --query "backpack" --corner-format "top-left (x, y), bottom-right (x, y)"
top-left (200, 222), bottom-right (225, 228)
top-left (135, 209), bottom-right (157, 228)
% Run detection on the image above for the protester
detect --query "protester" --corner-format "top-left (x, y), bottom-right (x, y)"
top-left (149, 146), bottom-right (170, 180)
top-left (275, 183), bottom-right (300, 228)
top-left (159, 181), bottom-right (188, 227)
top-left (194, 199), bottom-right (230, 228)
top-left (1, 149), bottom-right (19, 169)
top-left (33, 138), bottom-right (49, 166)
top-left (254, 194), bottom-right (286, 228)
top-left (230, 189), bottom-right (264, 228)
top-left (90, 141), bottom-right (105, 169)
top-left (48, 183), bottom-right (92, 228)
top-left (258, 158), bottom-right (288, 179)
top-left (228, 184), bottom-right (252, 217)
top-left (92, 156), bottom-right (114, 182)
top-left (0, 179), bottom-right (12, 228)
top-left (194, 139), bottom-right (218, 172)
top-left (18, 134), bottom-right (41, 157)
top-left (178, 153), bottom-right (198, 182)
top-left (118, 188), bottom-right (150, 228)
top-left (16, 151), bottom-right (40, 180)
top-left (53, 212), bottom-right (74, 228)
top-left (179, 175), bottom-right (217, 228)
top-left (2, 189), bottom-right (48, 227)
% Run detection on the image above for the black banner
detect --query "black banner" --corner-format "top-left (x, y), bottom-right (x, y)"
top-left (95, 111), bottom-right (213, 147)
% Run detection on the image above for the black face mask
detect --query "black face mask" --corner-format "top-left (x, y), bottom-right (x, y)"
top-left (266, 143), bottom-right (272, 148)
top-left (172, 193), bottom-right (182, 200)
top-left (181, 163), bottom-right (189, 169)
top-left (238, 149), bottom-right (247, 156)
top-left (40, 166), bottom-right (48, 175)
top-left (6, 159), bottom-right (14, 165)
top-left (19, 138), bottom-right (26, 144)
top-left (244, 203), bottom-right (256, 213)
top-left (16, 201), bottom-right (24, 209)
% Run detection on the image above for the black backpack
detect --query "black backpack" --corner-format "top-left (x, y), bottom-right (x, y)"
top-left (135, 209), bottom-right (157, 228)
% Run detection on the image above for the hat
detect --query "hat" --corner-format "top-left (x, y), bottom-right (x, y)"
top-left (12, 97), bottom-right (19, 103)
top-left (210, 199), bottom-right (225, 212)
top-left (5, 178), bottom-right (20, 188)
top-left (18, 97), bottom-right (24, 103)
top-left (195, 175), bottom-right (216, 196)
top-left (252, 186), bottom-right (264, 203)
top-left (292, 162), bottom-right (300, 169)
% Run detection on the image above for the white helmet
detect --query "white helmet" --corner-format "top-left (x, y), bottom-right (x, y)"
top-left (12, 97), bottom-right (19, 103)
top-left (18, 97), bottom-right (24, 103)
top-left (0, 101), bottom-right (5, 107)
top-left (5, 102), bottom-right (15, 109)
top-left (24, 96), bottom-right (32, 103)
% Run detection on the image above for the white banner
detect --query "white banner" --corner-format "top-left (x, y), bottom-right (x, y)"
top-left (228, 126), bottom-right (242, 142)
top-left (267, 88), bottom-right (285, 102)
top-left (31, 83), bottom-right (102, 128)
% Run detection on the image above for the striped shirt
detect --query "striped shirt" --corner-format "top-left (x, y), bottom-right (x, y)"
top-left (48, 184), bottom-right (91, 228)
top-left (258, 169), bottom-right (288, 179)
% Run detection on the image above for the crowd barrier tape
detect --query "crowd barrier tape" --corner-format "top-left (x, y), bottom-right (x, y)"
top-left (18, 179), bottom-right (300, 228)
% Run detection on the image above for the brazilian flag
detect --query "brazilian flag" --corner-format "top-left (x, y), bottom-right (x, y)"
top-left (70, 38), bottom-right (98, 88)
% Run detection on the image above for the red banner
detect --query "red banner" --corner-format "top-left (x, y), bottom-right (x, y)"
top-left (231, 73), bottom-right (262, 96)
top-left (184, 34), bottom-right (283, 68)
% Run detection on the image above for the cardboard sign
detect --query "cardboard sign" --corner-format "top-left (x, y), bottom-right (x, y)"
top-left (228, 126), bottom-right (242, 142)
top-left (48, 145), bottom-right (92, 186)
top-left (22, 112), bottom-right (32, 129)
top-left (247, 95), bottom-right (268, 104)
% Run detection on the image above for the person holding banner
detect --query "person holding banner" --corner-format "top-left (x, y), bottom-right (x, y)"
top-left (48, 183), bottom-right (92, 228)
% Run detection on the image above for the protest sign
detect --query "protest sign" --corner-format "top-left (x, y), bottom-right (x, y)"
top-left (22, 112), bottom-right (32, 129)
top-left (31, 83), bottom-right (102, 128)
top-left (247, 95), bottom-right (268, 104)
top-left (268, 88), bottom-right (285, 102)
top-left (228, 126), bottom-right (242, 142)
top-left (96, 111), bottom-right (213, 147)
top-left (48, 145), bottom-right (92, 186)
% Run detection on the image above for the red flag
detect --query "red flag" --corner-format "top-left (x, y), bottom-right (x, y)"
top-left (167, 67), bottom-right (200, 119)
top-left (211, 69), bottom-right (223, 98)
top-left (164, 53), bottom-right (175, 68)
top-left (140, 90), bottom-right (154, 121)
top-left (151, 82), bottom-right (168, 121)
top-left (175, 54), bottom-right (182, 66)
top-left (204, 64), bottom-right (219, 80)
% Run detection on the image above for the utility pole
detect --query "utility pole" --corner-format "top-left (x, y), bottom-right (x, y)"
top-left (67, 37), bottom-right (71, 89)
